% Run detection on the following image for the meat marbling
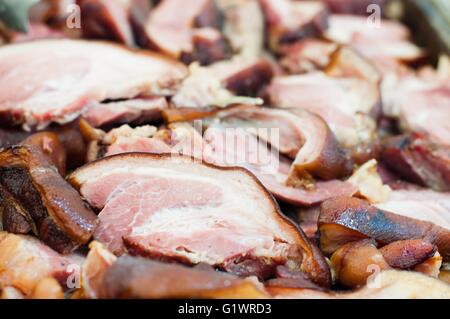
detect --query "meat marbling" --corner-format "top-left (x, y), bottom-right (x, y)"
top-left (69, 153), bottom-right (331, 286)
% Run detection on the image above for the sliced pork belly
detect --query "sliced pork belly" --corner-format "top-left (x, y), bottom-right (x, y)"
top-left (318, 197), bottom-right (450, 261)
top-left (375, 189), bottom-right (450, 234)
top-left (0, 146), bottom-right (98, 254)
top-left (259, 0), bottom-right (328, 52)
top-left (267, 72), bottom-right (378, 148)
top-left (69, 153), bottom-right (331, 286)
top-left (171, 57), bottom-right (271, 108)
top-left (0, 232), bottom-right (84, 296)
top-left (382, 74), bottom-right (450, 146)
top-left (78, 0), bottom-right (134, 46)
top-left (95, 256), bottom-right (268, 298)
top-left (143, 0), bottom-right (229, 64)
top-left (210, 105), bottom-right (352, 183)
top-left (381, 135), bottom-right (450, 192)
top-left (83, 97), bottom-right (168, 127)
top-left (0, 39), bottom-right (187, 129)
top-left (325, 15), bottom-right (424, 73)
top-left (203, 125), bottom-right (356, 206)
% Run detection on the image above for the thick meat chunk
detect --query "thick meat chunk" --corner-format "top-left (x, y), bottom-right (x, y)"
top-left (0, 146), bottom-right (98, 254)
top-left (69, 153), bottom-right (331, 286)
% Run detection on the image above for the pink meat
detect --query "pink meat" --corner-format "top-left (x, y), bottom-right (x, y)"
top-left (0, 39), bottom-right (187, 129)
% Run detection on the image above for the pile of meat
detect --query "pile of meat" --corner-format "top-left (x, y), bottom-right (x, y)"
top-left (0, 0), bottom-right (449, 299)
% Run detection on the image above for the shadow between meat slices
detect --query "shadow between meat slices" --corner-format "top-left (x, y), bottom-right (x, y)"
top-left (0, 146), bottom-right (98, 254)
top-left (69, 153), bottom-right (331, 287)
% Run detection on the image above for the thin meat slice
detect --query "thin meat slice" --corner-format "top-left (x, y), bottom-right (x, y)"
top-left (0, 39), bottom-right (187, 129)
top-left (143, 0), bottom-right (229, 64)
top-left (69, 153), bottom-right (331, 286)
top-left (382, 73), bottom-right (450, 146)
top-left (325, 15), bottom-right (424, 73)
top-left (375, 189), bottom-right (450, 233)
top-left (0, 232), bottom-right (84, 296)
top-left (319, 197), bottom-right (450, 261)
top-left (267, 72), bottom-right (378, 148)
top-left (381, 134), bottom-right (450, 191)
top-left (209, 105), bottom-right (352, 183)
top-left (96, 256), bottom-right (268, 298)
top-left (0, 146), bottom-right (98, 254)
top-left (78, 0), bottom-right (135, 46)
top-left (83, 97), bottom-right (168, 127)
top-left (203, 125), bottom-right (356, 206)
top-left (259, 0), bottom-right (328, 52)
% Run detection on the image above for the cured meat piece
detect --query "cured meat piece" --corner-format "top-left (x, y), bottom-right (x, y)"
top-left (374, 189), bottom-right (450, 233)
top-left (382, 73), bottom-right (450, 146)
top-left (95, 256), bottom-right (267, 298)
top-left (279, 39), bottom-right (338, 74)
top-left (0, 146), bottom-right (98, 254)
top-left (267, 270), bottom-right (450, 299)
top-left (318, 197), bottom-right (450, 261)
top-left (171, 58), bottom-right (271, 108)
top-left (69, 153), bottom-right (331, 286)
top-left (143, 0), bottom-right (229, 64)
top-left (330, 239), bottom-right (390, 288)
top-left (322, 0), bottom-right (388, 15)
top-left (219, 0), bottom-right (264, 58)
top-left (267, 72), bottom-right (378, 148)
top-left (77, 0), bottom-right (135, 46)
top-left (0, 232), bottom-right (84, 296)
top-left (325, 15), bottom-right (424, 73)
top-left (0, 122), bottom-right (87, 171)
top-left (0, 39), bottom-right (187, 129)
top-left (20, 132), bottom-right (67, 176)
top-left (381, 134), bottom-right (450, 191)
top-left (209, 105), bottom-right (352, 184)
top-left (83, 97), bottom-right (168, 127)
top-left (203, 126), bottom-right (355, 206)
top-left (180, 28), bottom-right (232, 66)
top-left (259, 0), bottom-right (328, 51)
top-left (379, 239), bottom-right (437, 269)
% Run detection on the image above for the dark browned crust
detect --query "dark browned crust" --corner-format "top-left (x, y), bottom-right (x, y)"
top-left (379, 239), bottom-right (437, 269)
top-left (381, 134), bottom-right (450, 192)
top-left (0, 146), bottom-right (97, 254)
top-left (224, 59), bottom-right (274, 97)
top-left (318, 197), bottom-right (450, 261)
top-left (180, 32), bottom-right (232, 66)
top-left (69, 152), bottom-right (332, 287)
top-left (286, 108), bottom-right (353, 183)
top-left (97, 256), bottom-right (266, 298)
top-left (77, 0), bottom-right (134, 46)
